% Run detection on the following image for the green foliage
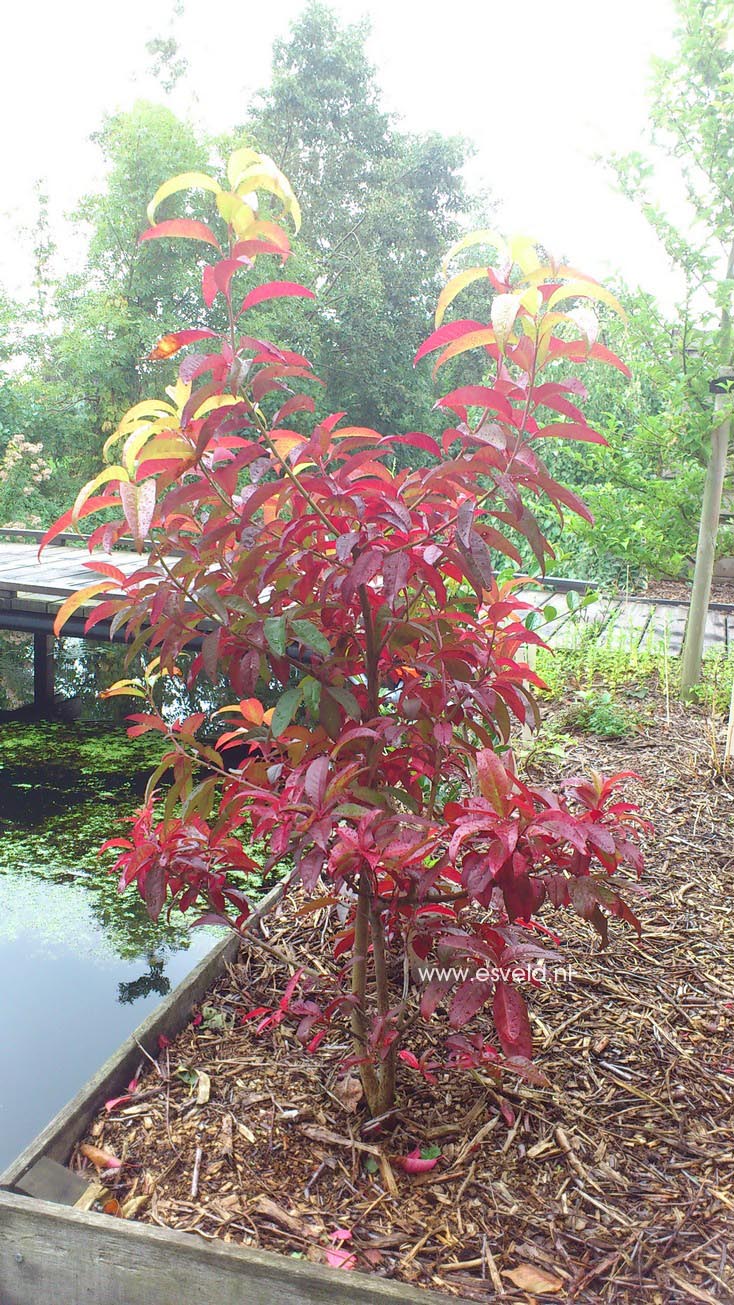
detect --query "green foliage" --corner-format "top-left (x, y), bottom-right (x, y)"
top-left (245, 1), bottom-right (475, 444)
top-left (534, 288), bottom-right (716, 583)
top-left (562, 688), bottom-right (640, 739)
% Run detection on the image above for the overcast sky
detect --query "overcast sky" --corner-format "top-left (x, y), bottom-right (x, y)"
top-left (1, 0), bottom-right (679, 301)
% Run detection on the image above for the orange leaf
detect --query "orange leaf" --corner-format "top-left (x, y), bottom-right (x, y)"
top-left (54, 583), bottom-right (113, 637)
top-left (504, 1264), bottom-right (563, 1293)
top-left (80, 1143), bottom-right (122, 1171)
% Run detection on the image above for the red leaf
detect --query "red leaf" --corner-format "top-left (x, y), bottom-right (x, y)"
top-left (533, 421), bottom-right (607, 446)
top-left (436, 385), bottom-right (515, 423)
top-left (413, 319), bottom-right (485, 365)
top-left (38, 495), bottom-right (118, 554)
top-left (449, 978), bottom-right (494, 1028)
top-left (493, 982), bottom-right (533, 1060)
top-left (148, 328), bottom-right (218, 360)
top-left (476, 750), bottom-right (511, 814)
top-left (239, 281), bottom-right (315, 316)
top-left (139, 220), bottom-right (221, 250)
top-left (394, 1147), bottom-right (440, 1174)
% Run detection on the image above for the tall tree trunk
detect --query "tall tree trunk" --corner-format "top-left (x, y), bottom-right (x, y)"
top-left (680, 381), bottom-right (733, 696)
top-left (680, 238), bottom-right (734, 697)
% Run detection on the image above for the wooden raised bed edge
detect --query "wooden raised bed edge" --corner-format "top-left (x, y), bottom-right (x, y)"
top-left (0, 885), bottom-right (471, 1305)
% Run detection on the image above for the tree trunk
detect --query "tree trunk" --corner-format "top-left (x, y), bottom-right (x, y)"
top-left (680, 237), bottom-right (734, 697)
top-left (680, 385), bottom-right (732, 697)
top-left (350, 870), bottom-right (380, 1113)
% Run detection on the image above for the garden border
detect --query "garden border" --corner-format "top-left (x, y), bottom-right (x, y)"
top-left (0, 885), bottom-right (470, 1304)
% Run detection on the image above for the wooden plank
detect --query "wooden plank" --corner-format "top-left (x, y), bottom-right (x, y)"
top-left (13, 1158), bottom-right (89, 1207)
top-left (32, 633), bottom-right (54, 714)
top-left (0, 1191), bottom-right (465, 1305)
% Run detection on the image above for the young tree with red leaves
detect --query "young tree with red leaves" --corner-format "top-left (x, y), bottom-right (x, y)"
top-left (49, 152), bottom-right (645, 1118)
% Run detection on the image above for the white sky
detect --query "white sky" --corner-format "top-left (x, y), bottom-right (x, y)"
top-left (0, 0), bottom-right (678, 302)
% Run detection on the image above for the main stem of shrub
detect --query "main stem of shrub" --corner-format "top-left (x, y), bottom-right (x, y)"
top-left (350, 870), bottom-right (396, 1117)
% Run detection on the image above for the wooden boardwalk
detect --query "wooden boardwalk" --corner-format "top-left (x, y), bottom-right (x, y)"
top-left (0, 538), bottom-right (144, 713)
top-left (521, 586), bottom-right (734, 656)
top-left (1, 534), bottom-right (734, 712)
top-left (0, 540), bottom-right (141, 604)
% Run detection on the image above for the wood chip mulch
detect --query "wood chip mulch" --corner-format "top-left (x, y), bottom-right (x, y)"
top-left (71, 697), bottom-right (734, 1303)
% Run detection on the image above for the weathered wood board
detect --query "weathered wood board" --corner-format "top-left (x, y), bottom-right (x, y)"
top-left (0, 1190), bottom-right (471, 1305)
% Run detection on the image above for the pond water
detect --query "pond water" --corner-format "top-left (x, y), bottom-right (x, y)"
top-left (0, 637), bottom-right (226, 1171)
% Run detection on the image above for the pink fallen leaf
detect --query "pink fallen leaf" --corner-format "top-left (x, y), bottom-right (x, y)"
top-left (503, 1263), bottom-right (563, 1293)
top-left (325, 1248), bottom-right (356, 1269)
top-left (393, 1147), bottom-right (439, 1174)
top-left (105, 1076), bottom-right (139, 1113)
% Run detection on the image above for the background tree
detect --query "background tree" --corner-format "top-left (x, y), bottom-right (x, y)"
top-left (51, 101), bottom-right (211, 471)
top-left (536, 286), bottom-right (715, 584)
top-left (245, 1), bottom-right (477, 442)
top-left (607, 0), bottom-right (734, 685)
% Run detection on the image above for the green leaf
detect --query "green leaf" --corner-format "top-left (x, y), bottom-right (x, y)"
top-left (270, 686), bottom-right (302, 737)
top-left (328, 685), bottom-right (361, 719)
top-left (290, 619), bottom-right (331, 658)
top-left (264, 615), bottom-right (287, 657)
top-left (301, 675), bottom-right (322, 715)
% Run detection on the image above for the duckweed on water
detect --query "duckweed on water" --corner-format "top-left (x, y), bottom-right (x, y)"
top-left (0, 720), bottom-right (275, 963)
top-left (0, 721), bottom-right (194, 961)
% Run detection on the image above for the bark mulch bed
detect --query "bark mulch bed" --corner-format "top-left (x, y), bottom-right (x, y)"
top-left (632, 577), bottom-right (734, 608)
top-left (70, 700), bottom-right (734, 1302)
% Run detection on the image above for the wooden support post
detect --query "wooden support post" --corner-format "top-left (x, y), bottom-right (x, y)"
top-left (33, 633), bottom-right (55, 716)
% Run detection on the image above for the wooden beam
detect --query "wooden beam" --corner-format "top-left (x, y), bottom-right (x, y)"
top-left (32, 633), bottom-right (54, 716)
top-left (0, 1191), bottom-right (465, 1305)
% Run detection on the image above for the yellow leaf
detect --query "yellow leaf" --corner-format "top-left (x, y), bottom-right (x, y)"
top-left (504, 1264), bottom-right (563, 1293)
top-left (71, 465), bottom-right (129, 526)
top-left (432, 327), bottom-right (497, 374)
top-left (539, 312), bottom-right (571, 339)
top-left (231, 205), bottom-right (257, 238)
top-left (166, 378), bottom-right (193, 412)
top-left (272, 433), bottom-right (307, 457)
top-left (189, 393), bottom-right (240, 421)
top-left (435, 267), bottom-right (492, 327)
top-left (442, 228), bottom-right (507, 274)
top-left (138, 437), bottom-right (193, 464)
top-left (121, 421), bottom-right (180, 473)
top-left (232, 156), bottom-right (301, 232)
top-left (216, 191), bottom-right (255, 234)
top-left (54, 583), bottom-right (113, 636)
top-left (227, 147), bottom-right (263, 190)
top-left (146, 171), bottom-right (222, 226)
top-left (103, 403), bottom-right (176, 459)
top-left (99, 683), bottom-right (146, 700)
top-left (519, 285), bottom-right (542, 315)
top-left (547, 278), bottom-right (626, 318)
top-left (568, 305), bottom-right (600, 344)
top-left (508, 234), bottom-right (541, 275)
top-left (247, 220), bottom-right (291, 252)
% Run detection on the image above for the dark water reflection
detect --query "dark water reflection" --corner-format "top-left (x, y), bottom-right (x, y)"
top-left (0, 643), bottom-right (227, 1170)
